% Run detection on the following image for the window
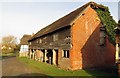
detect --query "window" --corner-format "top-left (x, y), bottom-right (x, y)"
top-left (39, 39), bottom-right (42, 43)
top-left (20, 45), bottom-right (28, 52)
top-left (100, 31), bottom-right (106, 46)
top-left (29, 42), bottom-right (31, 45)
top-left (53, 34), bottom-right (58, 41)
top-left (100, 27), bottom-right (106, 46)
top-left (66, 36), bottom-right (71, 39)
top-left (82, 13), bottom-right (85, 16)
top-left (43, 37), bottom-right (47, 39)
top-left (63, 50), bottom-right (69, 58)
top-left (66, 42), bottom-right (70, 44)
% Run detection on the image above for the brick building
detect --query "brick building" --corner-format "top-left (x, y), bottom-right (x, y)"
top-left (28, 2), bottom-right (115, 70)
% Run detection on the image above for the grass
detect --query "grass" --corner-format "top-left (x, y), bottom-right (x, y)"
top-left (2, 52), bottom-right (16, 56)
top-left (18, 57), bottom-right (118, 77)
top-left (1, 52), bottom-right (18, 60)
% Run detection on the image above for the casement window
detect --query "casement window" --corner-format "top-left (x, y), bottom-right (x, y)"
top-left (53, 34), bottom-right (58, 41)
top-left (100, 26), bottom-right (106, 46)
top-left (63, 50), bottom-right (69, 58)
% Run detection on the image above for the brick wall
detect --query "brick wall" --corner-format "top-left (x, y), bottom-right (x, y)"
top-left (58, 49), bottom-right (62, 65)
top-left (70, 6), bottom-right (115, 70)
top-left (58, 57), bottom-right (70, 69)
top-left (58, 49), bottom-right (70, 69)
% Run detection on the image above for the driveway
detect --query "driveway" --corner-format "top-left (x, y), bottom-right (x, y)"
top-left (2, 56), bottom-right (46, 76)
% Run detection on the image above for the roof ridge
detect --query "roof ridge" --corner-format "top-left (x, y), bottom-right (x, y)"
top-left (29, 2), bottom-right (107, 41)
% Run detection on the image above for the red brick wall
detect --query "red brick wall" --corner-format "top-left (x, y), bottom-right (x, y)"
top-left (81, 27), bottom-right (115, 68)
top-left (70, 6), bottom-right (115, 70)
top-left (104, 37), bottom-right (115, 65)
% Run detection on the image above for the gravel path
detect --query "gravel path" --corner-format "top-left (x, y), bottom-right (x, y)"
top-left (2, 56), bottom-right (46, 76)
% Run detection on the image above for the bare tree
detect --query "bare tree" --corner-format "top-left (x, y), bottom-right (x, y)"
top-left (2, 35), bottom-right (17, 53)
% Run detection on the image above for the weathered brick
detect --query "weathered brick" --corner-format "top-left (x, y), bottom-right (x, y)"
top-left (70, 6), bottom-right (115, 70)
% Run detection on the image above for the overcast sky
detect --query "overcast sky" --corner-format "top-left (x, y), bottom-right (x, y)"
top-left (0, 0), bottom-right (119, 43)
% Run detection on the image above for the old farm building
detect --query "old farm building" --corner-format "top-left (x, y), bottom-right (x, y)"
top-left (19, 35), bottom-right (31, 57)
top-left (28, 2), bottom-right (115, 70)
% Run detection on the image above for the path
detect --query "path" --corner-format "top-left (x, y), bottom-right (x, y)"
top-left (2, 56), bottom-right (46, 76)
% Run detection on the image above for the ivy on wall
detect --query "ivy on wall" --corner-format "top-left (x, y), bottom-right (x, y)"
top-left (95, 6), bottom-right (117, 45)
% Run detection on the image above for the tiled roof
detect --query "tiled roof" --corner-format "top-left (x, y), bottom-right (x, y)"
top-left (29, 2), bottom-right (106, 41)
top-left (20, 35), bottom-right (31, 45)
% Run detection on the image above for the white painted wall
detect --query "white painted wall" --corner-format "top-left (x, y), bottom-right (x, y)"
top-left (20, 45), bottom-right (29, 52)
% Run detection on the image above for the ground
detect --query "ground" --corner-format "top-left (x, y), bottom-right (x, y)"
top-left (1, 53), bottom-right (118, 78)
top-left (2, 55), bottom-right (46, 76)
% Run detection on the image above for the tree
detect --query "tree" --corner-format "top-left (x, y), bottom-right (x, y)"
top-left (2, 35), bottom-right (18, 53)
top-left (119, 20), bottom-right (120, 25)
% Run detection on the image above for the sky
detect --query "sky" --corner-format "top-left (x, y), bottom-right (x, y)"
top-left (0, 0), bottom-right (119, 43)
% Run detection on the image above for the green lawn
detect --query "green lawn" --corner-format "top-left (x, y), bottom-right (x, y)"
top-left (18, 57), bottom-right (118, 77)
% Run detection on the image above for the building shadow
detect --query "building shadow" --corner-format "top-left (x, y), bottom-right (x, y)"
top-left (83, 67), bottom-right (118, 78)
top-left (81, 25), bottom-right (115, 68)
top-left (81, 25), bottom-right (117, 77)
